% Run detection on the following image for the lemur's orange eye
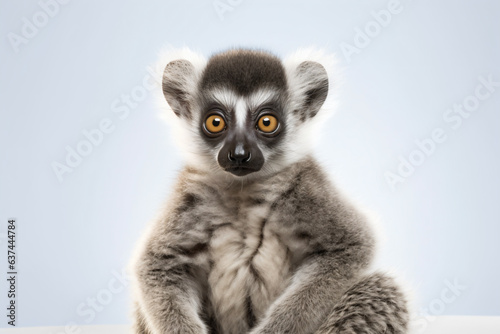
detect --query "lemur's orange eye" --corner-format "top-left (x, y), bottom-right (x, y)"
top-left (205, 115), bottom-right (226, 133)
top-left (257, 115), bottom-right (279, 133)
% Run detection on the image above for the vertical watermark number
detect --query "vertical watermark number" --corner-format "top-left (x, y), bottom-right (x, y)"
top-left (6, 219), bottom-right (17, 326)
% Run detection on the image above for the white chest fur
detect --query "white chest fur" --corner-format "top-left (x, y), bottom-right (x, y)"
top-left (208, 195), bottom-right (292, 333)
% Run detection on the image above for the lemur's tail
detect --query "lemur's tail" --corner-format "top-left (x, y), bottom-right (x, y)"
top-left (316, 272), bottom-right (409, 334)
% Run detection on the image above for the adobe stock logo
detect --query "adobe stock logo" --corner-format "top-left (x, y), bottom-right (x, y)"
top-left (51, 120), bottom-right (116, 182)
top-left (7, 0), bottom-right (72, 53)
top-left (213, 0), bottom-right (244, 21)
top-left (385, 75), bottom-right (499, 190)
top-left (51, 65), bottom-right (162, 183)
top-left (44, 268), bottom-right (131, 334)
top-left (411, 278), bottom-right (467, 333)
top-left (339, 0), bottom-right (404, 64)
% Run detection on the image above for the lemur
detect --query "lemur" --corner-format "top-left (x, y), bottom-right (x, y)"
top-left (130, 48), bottom-right (409, 334)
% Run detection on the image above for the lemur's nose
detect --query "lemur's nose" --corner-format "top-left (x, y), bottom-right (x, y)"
top-left (218, 133), bottom-right (264, 176)
top-left (228, 143), bottom-right (251, 163)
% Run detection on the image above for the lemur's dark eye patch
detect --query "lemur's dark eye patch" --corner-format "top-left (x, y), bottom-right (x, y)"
top-left (256, 115), bottom-right (279, 133)
top-left (205, 114), bottom-right (226, 134)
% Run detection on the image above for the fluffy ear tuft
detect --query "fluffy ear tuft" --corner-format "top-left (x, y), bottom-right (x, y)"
top-left (294, 61), bottom-right (329, 119)
top-left (153, 47), bottom-right (207, 120)
top-left (162, 59), bottom-right (197, 118)
top-left (283, 48), bottom-right (339, 122)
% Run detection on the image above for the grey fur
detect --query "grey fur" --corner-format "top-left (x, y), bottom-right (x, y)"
top-left (131, 49), bottom-right (409, 334)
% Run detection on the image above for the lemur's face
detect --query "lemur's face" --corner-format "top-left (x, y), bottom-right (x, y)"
top-left (198, 88), bottom-right (285, 177)
top-left (161, 49), bottom-right (329, 180)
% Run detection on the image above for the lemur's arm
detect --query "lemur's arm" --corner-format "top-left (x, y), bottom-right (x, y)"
top-left (133, 213), bottom-right (210, 334)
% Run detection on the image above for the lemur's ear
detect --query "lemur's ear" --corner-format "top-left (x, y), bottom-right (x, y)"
top-left (289, 61), bottom-right (329, 121)
top-left (162, 59), bottom-right (199, 119)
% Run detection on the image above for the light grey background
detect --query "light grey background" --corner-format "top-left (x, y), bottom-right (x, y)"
top-left (1, 0), bottom-right (499, 328)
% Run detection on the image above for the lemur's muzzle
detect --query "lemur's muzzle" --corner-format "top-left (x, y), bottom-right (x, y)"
top-left (218, 133), bottom-right (264, 176)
